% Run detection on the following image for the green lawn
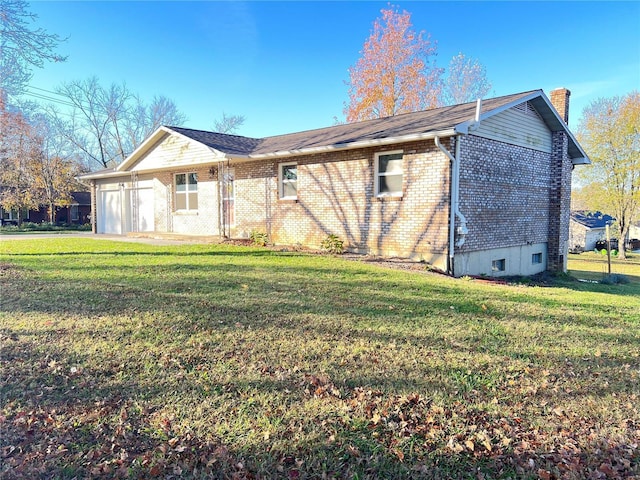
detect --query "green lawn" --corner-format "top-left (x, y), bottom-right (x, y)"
top-left (1, 239), bottom-right (638, 479)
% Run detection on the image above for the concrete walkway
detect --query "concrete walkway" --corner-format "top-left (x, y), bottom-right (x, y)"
top-left (0, 232), bottom-right (213, 246)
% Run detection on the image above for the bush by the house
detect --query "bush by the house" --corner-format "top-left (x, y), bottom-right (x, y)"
top-left (249, 230), bottom-right (269, 247)
top-left (320, 234), bottom-right (344, 254)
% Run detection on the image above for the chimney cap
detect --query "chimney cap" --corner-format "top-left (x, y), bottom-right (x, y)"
top-left (551, 87), bottom-right (571, 94)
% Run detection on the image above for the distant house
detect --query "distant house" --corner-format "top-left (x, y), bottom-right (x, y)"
top-left (628, 222), bottom-right (640, 251)
top-left (569, 211), bottom-right (615, 251)
top-left (0, 192), bottom-right (92, 226)
top-left (80, 88), bottom-right (589, 277)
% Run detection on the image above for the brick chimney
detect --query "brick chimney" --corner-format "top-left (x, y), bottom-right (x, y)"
top-left (550, 88), bottom-right (571, 124)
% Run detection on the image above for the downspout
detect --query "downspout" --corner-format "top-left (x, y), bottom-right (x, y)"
top-left (218, 160), bottom-right (225, 238)
top-left (435, 135), bottom-right (468, 276)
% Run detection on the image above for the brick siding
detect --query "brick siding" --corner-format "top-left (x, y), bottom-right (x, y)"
top-left (154, 167), bottom-right (220, 235)
top-left (458, 135), bottom-right (552, 252)
top-left (232, 141), bottom-right (451, 262)
top-left (129, 131), bottom-right (570, 273)
top-left (547, 131), bottom-right (572, 271)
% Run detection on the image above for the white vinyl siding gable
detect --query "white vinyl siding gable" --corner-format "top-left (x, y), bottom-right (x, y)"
top-left (131, 133), bottom-right (221, 172)
top-left (475, 102), bottom-right (552, 153)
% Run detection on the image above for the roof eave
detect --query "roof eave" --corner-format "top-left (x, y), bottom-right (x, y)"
top-left (77, 170), bottom-right (130, 181)
top-left (571, 157), bottom-right (590, 166)
top-left (243, 128), bottom-right (458, 160)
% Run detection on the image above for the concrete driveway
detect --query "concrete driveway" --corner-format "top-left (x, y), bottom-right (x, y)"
top-left (0, 232), bottom-right (203, 246)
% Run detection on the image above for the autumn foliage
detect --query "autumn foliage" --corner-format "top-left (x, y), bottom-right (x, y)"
top-left (0, 97), bottom-right (82, 223)
top-left (344, 5), bottom-right (442, 122)
top-left (577, 91), bottom-right (640, 259)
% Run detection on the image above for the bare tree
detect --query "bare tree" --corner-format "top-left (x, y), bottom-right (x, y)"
top-left (51, 77), bottom-right (186, 170)
top-left (0, 0), bottom-right (66, 98)
top-left (213, 112), bottom-right (245, 134)
top-left (29, 113), bottom-right (84, 222)
top-left (440, 53), bottom-right (492, 106)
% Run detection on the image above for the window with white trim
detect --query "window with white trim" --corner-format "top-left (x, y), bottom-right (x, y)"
top-left (71, 204), bottom-right (79, 221)
top-left (279, 163), bottom-right (297, 199)
top-left (175, 172), bottom-right (198, 211)
top-left (532, 252), bottom-right (543, 264)
top-left (375, 151), bottom-right (403, 197)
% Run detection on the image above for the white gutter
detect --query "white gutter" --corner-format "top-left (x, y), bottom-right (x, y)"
top-left (435, 135), bottom-right (468, 276)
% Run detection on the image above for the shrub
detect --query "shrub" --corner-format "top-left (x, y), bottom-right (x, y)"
top-left (600, 274), bottom-right (630, 285)
top-left (320, 234), bottom-right (344, 254)
top-left (249, 230), bottom-right (269, 247)
top-left (0, 222), bottom-right (92, 232)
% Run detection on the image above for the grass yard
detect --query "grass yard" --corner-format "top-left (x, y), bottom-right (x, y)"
top-left (1, 239), bottom-right (638, 479)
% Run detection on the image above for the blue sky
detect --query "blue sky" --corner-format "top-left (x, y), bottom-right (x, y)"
top-left (27, 1), bottom-right (640, 137)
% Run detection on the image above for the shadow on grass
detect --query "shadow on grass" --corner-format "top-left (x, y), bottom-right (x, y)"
top-left (2, 246), bottom-right (639, 477)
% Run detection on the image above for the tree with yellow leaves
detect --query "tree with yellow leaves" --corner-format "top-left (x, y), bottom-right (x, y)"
top-left (577, 91), bottom-right (640, 259)
top-left (344, 5), bottom-right (442, 122)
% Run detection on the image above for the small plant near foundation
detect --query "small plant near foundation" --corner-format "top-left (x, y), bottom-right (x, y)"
top-left (249, 230), bottom-right (269, 247)
top-left (320, 234), bottom-right (344, 254)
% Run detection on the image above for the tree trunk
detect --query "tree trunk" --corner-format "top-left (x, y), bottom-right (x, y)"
top-left (49, 202), bottom-right (55, 223)
top-left (619, 224), bottom-right (628, 260)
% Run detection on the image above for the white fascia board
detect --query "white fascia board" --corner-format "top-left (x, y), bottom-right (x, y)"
top-left (244, 129), bottom-right (457, 161)
top-left (571, 157), bottom-right (590, 166)
top-left (77, 170), bottom-right (132, 181)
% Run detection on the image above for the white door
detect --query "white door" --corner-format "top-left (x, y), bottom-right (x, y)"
top-left (136, 188), bottom-right (154, 232)
top-left (99, 190), bottom-right (122, 234)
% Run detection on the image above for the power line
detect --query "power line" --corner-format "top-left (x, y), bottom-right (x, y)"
top-left (22, 89), bottom-right (76, 108)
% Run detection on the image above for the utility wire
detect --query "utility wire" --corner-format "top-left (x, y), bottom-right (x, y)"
top-left (22, 89), bottom-right (76, 108)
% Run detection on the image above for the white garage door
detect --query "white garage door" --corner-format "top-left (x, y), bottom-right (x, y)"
top-left (99, 190), bottom-right (122, 234)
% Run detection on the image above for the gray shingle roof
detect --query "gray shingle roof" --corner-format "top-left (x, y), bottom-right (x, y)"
top-left (168, 127), bottom-right (262, 156)
top-left (254, 91), bottom-right (538, 154)
top-left (571, 211), bottom-right (615, 229)
top-left (168, 90), bottom-right (542, 157)
top-left (83, 88), bottom-right (587, 180)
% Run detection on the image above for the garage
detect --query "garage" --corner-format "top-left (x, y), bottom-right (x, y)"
top-left (98, 189), bottom-right (122, 234)
top-left (128, 187), bottom-right (154, 233)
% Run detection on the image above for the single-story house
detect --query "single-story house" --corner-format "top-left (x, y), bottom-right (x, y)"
top-left (80, 88), bottom-right (589, 277)
top-left (0, 191), bottom-right (91, 226)
top-left (569, 211), bottom-right (615, 251)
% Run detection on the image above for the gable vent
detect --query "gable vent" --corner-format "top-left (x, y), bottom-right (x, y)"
top-left (514, 101), bottom-right (542, 119)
